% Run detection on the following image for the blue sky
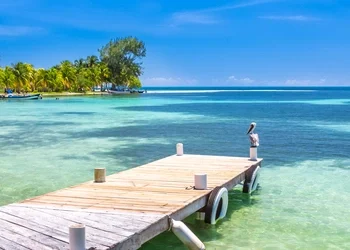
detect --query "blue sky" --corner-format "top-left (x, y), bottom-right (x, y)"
top-left (1, 0), bottom-right (349, 86)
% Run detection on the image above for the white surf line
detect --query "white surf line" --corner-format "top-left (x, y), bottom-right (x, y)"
top-left (146, 90), bottom-right (317, 94)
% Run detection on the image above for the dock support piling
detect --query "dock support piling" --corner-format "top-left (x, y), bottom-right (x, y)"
top-left (94, 168), bottom-right (106, 183)
top-left (170, 219), bottom-right (205, 250)
top-left (69, 224), bottom-right (85, 250)
top-left (196, 212), bottom-right (205, 221)
top-left (176, 143), bottom-right (184, 156)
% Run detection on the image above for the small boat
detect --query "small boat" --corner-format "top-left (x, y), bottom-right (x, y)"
top-left (107, 88), bottom-right (146, 95)
top-left (130, 89), bottom-right (146, 94)
top-left (107, 89), bottom-right (131, 95)
top-left (4, 93), bottom-right (42, 100)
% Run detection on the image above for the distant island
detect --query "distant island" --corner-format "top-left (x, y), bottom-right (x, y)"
top-left (0, 37), bottom-right (146, 95)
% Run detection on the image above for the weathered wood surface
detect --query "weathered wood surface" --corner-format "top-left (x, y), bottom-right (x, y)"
top-left (0, 154), bottom-right (262, 250)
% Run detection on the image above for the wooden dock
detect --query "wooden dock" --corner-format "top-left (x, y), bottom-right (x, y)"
top-left (0, 154), bottom-right (262, 250)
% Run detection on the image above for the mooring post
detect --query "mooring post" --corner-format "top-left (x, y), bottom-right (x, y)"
top-left (94, 168), bottom-right (106, 183)
top-left (249, 147), bottom-right (258, 161)
top-left (69, 224), bottom-right (86, 250)
top-left (194, 174), bottom-right (207, 190)
top-left (170, 219), bottom-right (205, 250)
top-left (176, 143), bottom-right (184, 156)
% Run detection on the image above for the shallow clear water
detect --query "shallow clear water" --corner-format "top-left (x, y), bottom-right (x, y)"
top-left (0, 87), bottom-right (349, 249)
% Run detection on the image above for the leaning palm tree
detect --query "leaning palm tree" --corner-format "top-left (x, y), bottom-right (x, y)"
top-left (12, 62), bottom-right (30, 92)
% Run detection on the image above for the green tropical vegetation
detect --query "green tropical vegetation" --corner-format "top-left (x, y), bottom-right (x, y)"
top-left (0, 37), bottom-right (146, 93)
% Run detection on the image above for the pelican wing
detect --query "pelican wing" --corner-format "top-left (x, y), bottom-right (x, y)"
top-left (249, 133), bottom-right (259, 147)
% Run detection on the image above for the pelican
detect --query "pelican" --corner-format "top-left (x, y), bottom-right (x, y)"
top-left (247, 122), bottom-right (259, 147)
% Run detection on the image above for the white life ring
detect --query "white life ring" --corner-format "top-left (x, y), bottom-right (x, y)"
top-left (243, 165), bottom-right (261, 194)
top-left (204, 186), bottom-right (228, 224)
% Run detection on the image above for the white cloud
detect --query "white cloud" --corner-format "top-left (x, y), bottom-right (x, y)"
top-left (194, 0), bottom-right (278, 13)
top-left (0, 25), bottom-right (43, 36)
top-left (143, 77), bottom-right (198, 86)
top-left (285, 79), bottom-right (327, 86)
top-left (227, 75), bottom-right (255, 84)
top-left (170, 0), bottom-right (277, 26)
top-left (259, 15), bottom-right (320, 21)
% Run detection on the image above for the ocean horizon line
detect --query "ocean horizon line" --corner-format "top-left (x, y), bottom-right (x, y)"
top-left (142, 85), bottom-right (350, 88)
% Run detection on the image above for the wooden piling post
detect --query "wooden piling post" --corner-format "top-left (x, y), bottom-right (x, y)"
top-left (194, 174), bottom-right (207, 190)
top-left (176, 143), bottom-right (184, 156)
top-left (249, 147), bottom-right (258, 161)
top-left (69, 224), bottom-right (85, 250)
top-left (94, 168), bottom-right (106, 183)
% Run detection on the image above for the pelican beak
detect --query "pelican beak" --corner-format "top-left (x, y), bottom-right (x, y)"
top-left (247, 124), bottom-right (254, 134)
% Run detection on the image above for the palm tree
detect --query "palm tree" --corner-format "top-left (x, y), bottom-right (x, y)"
top-left (126, 75), bottom-right (141, 89)
top-left (12, 62), bottom-right (30, 92)
top-left (46, 68), bottom-right (63, 92)
top-left (24, 64), bottom-right (35, 92)
top-left (0, 68), bottom-right (4, 89)
top-left (0, 67), bottom-right (15, 91)
top-left (86, 55), bottom-right (99, 68)
top-left (87, 65), bottom-right (101, 90)
top-left (75, 68), bottom-right (93, 92)
top-left (98, 63), bottom-right (110, 82)
top-left (34, 68), bottom-right (50, 91)
top-left (74, 58), bottom-right (85, 69)
top-left (59, 61), bottom-right (76, 90)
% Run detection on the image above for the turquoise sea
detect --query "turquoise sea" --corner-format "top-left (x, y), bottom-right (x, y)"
top-left (0, 87), bottom-right (349, 249)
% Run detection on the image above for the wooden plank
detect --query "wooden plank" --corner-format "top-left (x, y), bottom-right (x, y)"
top-left (12, 204), bottom-right (164, 223)
top-left (0, 235), bottom-right (30, 250)
top-left (30, 195), bottom-right (190, 206)
top-left (0, 218), bottom-right (65, 250)
top-left (24, 197), bottom-right (182, 210)
top-left (0, 207), bottom-right (111, 249)
top-left (36, 208), bottom-right (170, 250)
top-left (32, 208), bottom-right (158, 233)
top-left (21, 200), bottom-right (175, 213)
top-left (147, 162), bottom-right (251, 167)
top-left (30, 207), bottom-right (134, 238)
top-left (72, 184), bottom-right (202, 193)
top-left (0, 210), bottom-right (69, 244)
top-left (43, 191), bottom-right (199, 201)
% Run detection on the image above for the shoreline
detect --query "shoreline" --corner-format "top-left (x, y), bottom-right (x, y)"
top-left (41, 91), bottom-right (110, 97)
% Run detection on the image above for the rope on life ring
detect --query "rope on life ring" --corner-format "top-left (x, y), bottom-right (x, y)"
top-left (204, 186), bottom-right (228, 224)
top-left (243, 165), bottom-right (261, 194)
